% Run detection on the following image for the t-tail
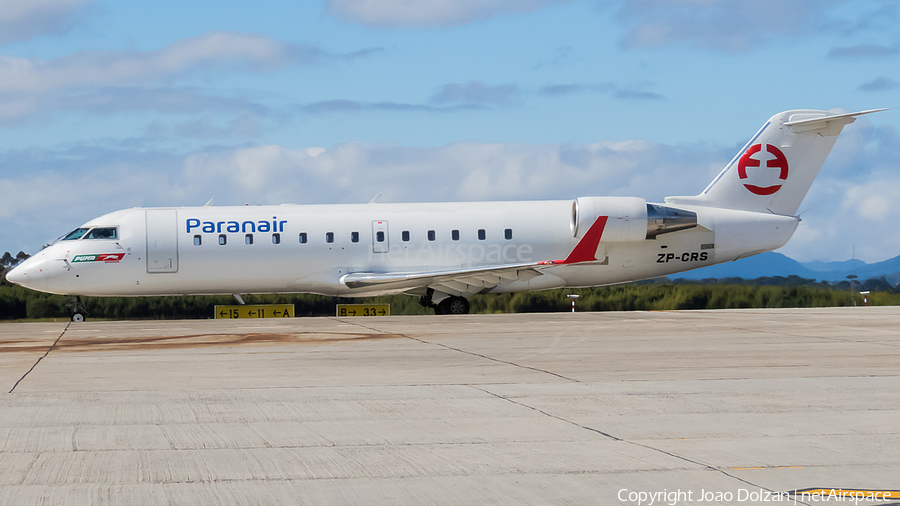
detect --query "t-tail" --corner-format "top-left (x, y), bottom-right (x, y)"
top-left (666, 108), bottom-right (885, 215)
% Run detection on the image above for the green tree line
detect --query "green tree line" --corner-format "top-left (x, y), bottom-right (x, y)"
top-left (4, 249), bottom-right (897, 320)
top-left (2, 278), bottom-right (898, 320)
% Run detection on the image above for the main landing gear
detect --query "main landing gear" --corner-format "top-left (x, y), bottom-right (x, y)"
top-left (434, 296), bottom-right (470, 315)
top-left (419, 289), bottom-right (471, 315)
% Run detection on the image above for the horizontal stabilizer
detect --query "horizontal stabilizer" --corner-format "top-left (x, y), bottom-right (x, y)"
top-left (784, 108), bottom-right (886, 132)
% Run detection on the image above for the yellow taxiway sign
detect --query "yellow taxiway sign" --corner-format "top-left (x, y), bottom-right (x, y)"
top-left (215, 304), bottom-right (294, 319)
top-left (336, 304), bottom-right (390, 317)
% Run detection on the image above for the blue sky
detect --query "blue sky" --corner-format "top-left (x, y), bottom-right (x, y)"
top-left (1, 0), bottom-right (898, 263)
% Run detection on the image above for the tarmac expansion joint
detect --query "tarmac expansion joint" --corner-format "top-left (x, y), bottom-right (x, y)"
top-left (473, 381), bottom-right (781, 501)
top-left (8, 322), bottom-right (70, 394)
top-left (330, 316), bottom-right (580, 382)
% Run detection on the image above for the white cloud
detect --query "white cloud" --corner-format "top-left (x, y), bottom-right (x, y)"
top-left (829, 43), bottom-right (899, 59)
top-left (324, 0), bottom-right (572, 28)
top-left (0, 0), bottom-right (92, 43)
top-left (618, 0), bottom-right (840, 52)
top-left (0, 138), bottom-right (725, 254)
top-left (784, 177), bottom-right (900, 263)
top-left (297, 81), bottom-right (525, 115)
top-left (0, 32), bottom-right (319, 93)
top-left (0, 164), bottom-right (179, 249)
top-left (858, 76), bottom-right (900, 92)
top-left (430, 81), bottom-right (521, 107)
top-left (776, 120), bottom-right (900, 263)
top-left (2, 120), bottom-right (896, 263)
top-left (0, 32), bottom-right (334, 126)
top-left (840, 179), bottom-right (900, 221)
top-left (538, 82), bottom-right (664, 100)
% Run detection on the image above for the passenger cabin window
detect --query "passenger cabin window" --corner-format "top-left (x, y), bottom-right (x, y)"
top-left (245, 234), bottom-right (253, 245)
top-left (351, 231), bottom-right (359, 243)
top-left (402, 231), bottom-right (410, 242)
top-left (193, 235), bottom-right (201, 246)
top-left (299, 233), bottom-right (308, 244)
top-left (326, 232), bottom-right (334, 243)
top-left (505, 228), bottom-right (513, 240)
top-left (218, 234), bottom-right (227, 245)
top-left (428, 230), bottom-right (435, 241)
top-left (451, 230), bottom-right (460, 241)
top-left (376, 231), bottom-right (385, 242)
top-left (84, 227), bottom-right (117, 240)
top-left (478, 229), bottom-right (486, 240)
top-left (272, 233), bottom-right (281, 245)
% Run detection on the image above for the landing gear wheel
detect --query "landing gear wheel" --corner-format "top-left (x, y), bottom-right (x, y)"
top-left (437, 296), bottom-right (470, 315)
top-left (68, 296), bottom-right (87, 322)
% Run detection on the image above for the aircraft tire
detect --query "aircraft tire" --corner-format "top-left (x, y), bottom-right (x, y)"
top-left (438, 296), bottom-right (470, 315)
top-left (71, 313), bottom-right (85, 323)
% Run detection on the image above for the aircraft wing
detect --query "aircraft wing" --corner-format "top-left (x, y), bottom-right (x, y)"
top-left (340, 262), bottom-right (548, 296)
top-left (340, 215), bottom-right (612, 296)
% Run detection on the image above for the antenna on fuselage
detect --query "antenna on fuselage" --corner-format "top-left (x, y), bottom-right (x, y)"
top-left (369, 193), bottom-right (382, 204)
top-left (204, 197), bottom-right (215, 207)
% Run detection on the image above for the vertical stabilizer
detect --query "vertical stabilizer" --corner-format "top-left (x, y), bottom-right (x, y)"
top-left (666, 109), bottom-right (884, 215)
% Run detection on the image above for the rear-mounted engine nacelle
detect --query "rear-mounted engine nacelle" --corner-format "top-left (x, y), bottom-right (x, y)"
top-left (573, 196), bottom-right (647, 242)
top-left (572, 197), bottom-right (697, 241)
top-left (646, 204), bottom-right (698, 239)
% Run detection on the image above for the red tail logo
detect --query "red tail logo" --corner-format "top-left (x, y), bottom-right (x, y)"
top-left (738, 144), bottom-right (789, 196)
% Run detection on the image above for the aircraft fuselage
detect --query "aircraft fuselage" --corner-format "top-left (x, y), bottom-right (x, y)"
top-left (9, 108), bottom-right (881, 315)
top-left (9, 198), bottom-right (797, 297)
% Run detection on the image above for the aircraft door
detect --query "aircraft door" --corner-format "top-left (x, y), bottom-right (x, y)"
top-left (146, 209), bottom-right (179, 273)
top-left (372, 220), bottom-right (389, 253)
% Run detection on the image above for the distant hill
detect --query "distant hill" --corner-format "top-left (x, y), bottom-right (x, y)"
top-left (801, 259), bottom-right (857, 272)
top-left (672, 252), bottom-right (900, 284)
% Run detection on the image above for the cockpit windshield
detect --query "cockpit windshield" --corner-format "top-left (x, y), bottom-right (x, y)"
top-left (59, 227), bottom-right (118, 241)
top-left (85, 228), bottom-right (117, 239)
top-left (61, 228), bottom-right (90, 241)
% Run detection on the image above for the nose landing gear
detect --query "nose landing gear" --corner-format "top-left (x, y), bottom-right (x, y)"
top-left (68, 296), bottom-right (87, 322)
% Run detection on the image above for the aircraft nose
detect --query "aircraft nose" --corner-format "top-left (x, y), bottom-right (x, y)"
top-left (6, 254), bottom-right (73, 293)
top-left (5, 255), bottom-right (56, 290)
top-left (5, 263), bottom-right (28, 286)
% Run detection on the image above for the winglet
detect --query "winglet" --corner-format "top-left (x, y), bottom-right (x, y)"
top-left (557, 216), bottom-right (608, 264)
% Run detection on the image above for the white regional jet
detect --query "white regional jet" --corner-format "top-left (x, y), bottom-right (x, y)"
top-left (6, 109), bottom-right (883, 319)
